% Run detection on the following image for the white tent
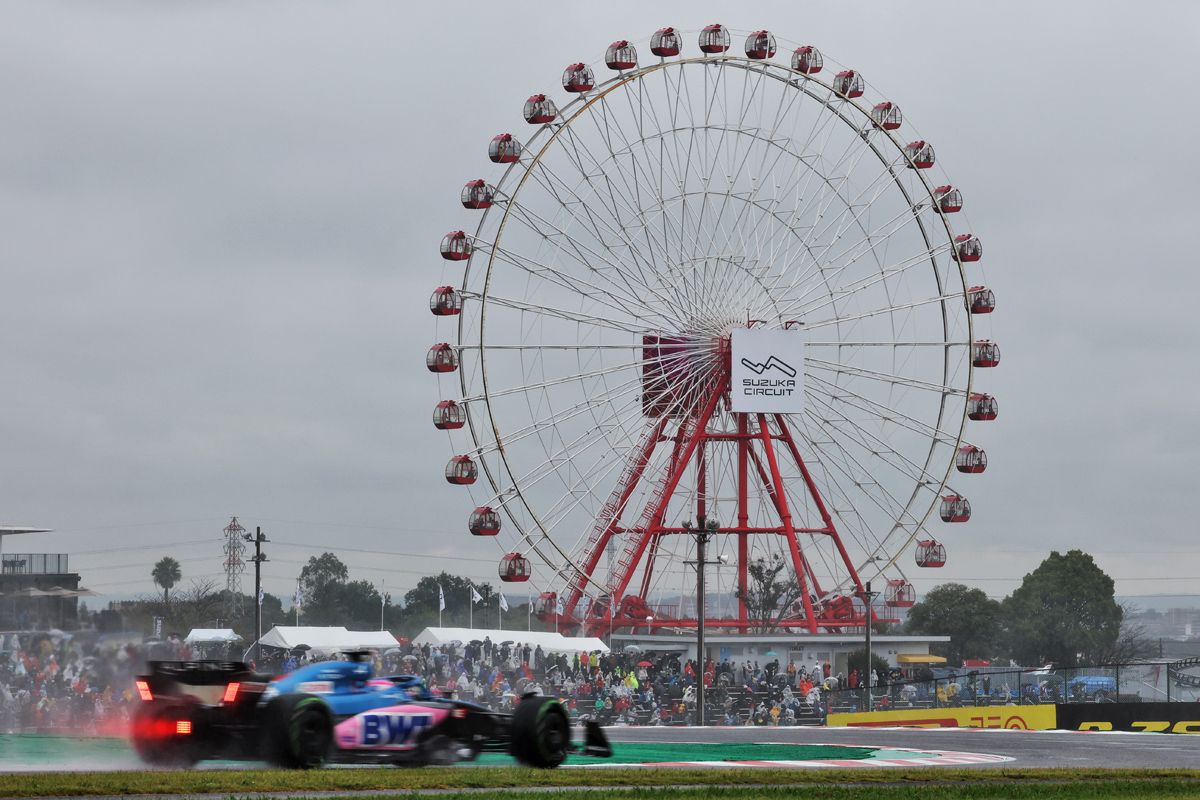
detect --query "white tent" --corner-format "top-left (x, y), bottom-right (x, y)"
top-left (412, 627), bottom-right (608, 655)
top-left (185, 628), bottom-right (242, 644)
top-left (254, 626), bottom-right (398, 653)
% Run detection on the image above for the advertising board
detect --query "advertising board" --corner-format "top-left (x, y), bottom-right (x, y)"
top-left (729, 328), bottom-right (804, 414)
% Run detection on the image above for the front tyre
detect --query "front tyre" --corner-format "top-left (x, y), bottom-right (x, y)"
top-left (262, 693), bottom-right (333, 769)
top-left (510, 696), bottom-right (570, 769)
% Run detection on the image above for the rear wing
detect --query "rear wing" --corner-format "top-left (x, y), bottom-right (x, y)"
top-left (136, 660), bottom-right (269, 706)
top-left (143, 660), bottom-right (260, 685)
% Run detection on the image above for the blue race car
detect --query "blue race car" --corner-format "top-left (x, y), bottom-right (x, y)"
top-left (131, 652), bottom-right (609, 769)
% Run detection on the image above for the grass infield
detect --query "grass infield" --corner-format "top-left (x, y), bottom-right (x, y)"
top-left (3, 769), bottom-right (1200, 798)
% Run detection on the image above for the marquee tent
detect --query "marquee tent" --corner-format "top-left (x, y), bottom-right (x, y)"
top-left (185, 628), bottom-right (243, 644)
top-left (253, 626), bottom-right (398, 654)
top-left (412, 627), bottom-right (608, 655)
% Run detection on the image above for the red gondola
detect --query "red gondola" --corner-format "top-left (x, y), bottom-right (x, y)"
top-left (533, 591), bottom-right (557, 615)
top-left (699, 24), bottom-right (730, 54)
top-left (499, 553), bottom-right (531, 582)
top-left (791, 46), bottom-right (823, 74)
top-left (821, 594), bottom-right (857, 621)
top-left (972, 340), bottom-right (1000, 368)
top-left (744, 30), bottom-right (776, 60)
top-left (967, 286), bottom-right (995, 314)
top-left (469, 506), bottom-right (501, 536)
top-left (488, 133), bottom-right (522, 164)
top-left (940, 493), bottom-right (972, 522)
top-left (429, 286), bottom-right (462, 316)
top-left (523, 94), bottom-right (558, 125)
top-left (915, 540), bottom-right (947, 568)
top-left (650, 27), bottom-right (682, 57)
top-left (440, 231), bottom-right (472, 261)
top-left (432, 400), bottom-right (466, 430)
top-left (871, 101), bottom-right (903, 131)
top-left (445, 455), bottom-right (477, 485)
top-left (426, 343), bottom-right (458, 373)
top-left (904, 140), bottom-right (935, 169)
top-left (884, 579), bottom-right (915, 608)
top-left (834, 70), bottom-right (864, 98)
top-left (955, 233), bottom-right (982, 262)
top-left (606, 40), bottom-right (637, 70)
top-left (967, 393), bottom-right (998, 421)
top-left (956, 444), bottom-right (988, 474)
top-left (461, 179), bottom-right (495, 209)
top-left (933, 185), bottom-right (963, 214)
top-left (562, 63), bottom-right (594, 93)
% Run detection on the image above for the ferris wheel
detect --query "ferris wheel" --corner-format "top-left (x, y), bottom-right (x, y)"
top-left (428, 24), bottom-right (998, 635)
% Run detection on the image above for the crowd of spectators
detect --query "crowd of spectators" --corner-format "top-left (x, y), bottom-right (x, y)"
top-left (0, 632), bottom-right (190, 734)
top-left (375, 638), bottom-right (835, 726)
top-left (1, 630), bottom-right (846, 732)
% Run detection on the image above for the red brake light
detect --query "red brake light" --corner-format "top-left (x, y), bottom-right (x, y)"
top-left (222, 682), bottom-right (241, 704)
top-left (175, 720), bottom-right (192, 735)
top-left (135, 680), bottom-right (153, 702)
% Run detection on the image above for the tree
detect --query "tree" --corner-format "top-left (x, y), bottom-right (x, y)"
top-left (298, 553), bottom-right (350, 625)
top-left (152, 556), bottom-right (182, 605)
top-left (847, 647), bottom-right (890, 678)
top-left (1002, 550), bottom-right (1122, 667)
top-left (905, 582), bottom-right (1003, 665)
top-left (735, 554), bottom-right (802, 634)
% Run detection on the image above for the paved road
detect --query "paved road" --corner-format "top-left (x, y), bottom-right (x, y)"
top-left (608, 725), bottom-right (1200, 768)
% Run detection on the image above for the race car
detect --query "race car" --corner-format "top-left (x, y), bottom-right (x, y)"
top-left (130, 653), bottom-right (610, 769)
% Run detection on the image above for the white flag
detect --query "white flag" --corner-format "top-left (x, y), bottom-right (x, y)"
top-left (555, 596), bottom-right (564, 615)
top-left (257, 587), bottom-right (265, 607)
top-left (438, 584), bottom-right (446, 611)
top-left (499, 593), bottom-right (509, 612)
top-left (294, 583), bottom-right (304, 609)
top-left (471, 585), bottom-right (483, 604)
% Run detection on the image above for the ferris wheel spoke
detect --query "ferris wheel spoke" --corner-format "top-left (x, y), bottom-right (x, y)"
top-left (760, 145), bottom-right (905, 315)
top-left (803, 388), bottom-right (951, 501)
top-left (795, 410), bottom-right (912, 551)
top-left (799, 290), bottom-right (968, 331)
top-left (483, 240), bottom-right (676, 328)
top-left (805, 356), bottom-right (965, 396)
top-left (780, 243), bottom-right (949, 322)
top-left (772, 196), bottom-right (941, 319)
top-left (524, 140), bottom-right (700, 325)
top-left (786, 414), bottom-right (891, 574)
top-left (466, 292), bottom-right (646, 335)
top-left (805, 371), bottom-right (959, 445)
top-left (590, 91), bottom-right (724, 321)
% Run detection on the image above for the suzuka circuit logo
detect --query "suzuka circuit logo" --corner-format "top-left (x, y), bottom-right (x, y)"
top-left (740, 354), bottom-right (799, 400)
top-left (739, 355), bottom-right (797, 378)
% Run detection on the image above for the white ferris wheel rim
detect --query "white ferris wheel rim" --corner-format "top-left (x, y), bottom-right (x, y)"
top-left (435, 29), bottom-right (991, 605)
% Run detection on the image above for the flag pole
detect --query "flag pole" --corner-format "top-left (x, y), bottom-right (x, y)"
top-left (469, 585), bottom-right (473, 630)
top-left (499, 594), bottom-right (503, 632)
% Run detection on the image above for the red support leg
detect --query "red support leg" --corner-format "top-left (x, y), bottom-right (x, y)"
top-left (773, 413), bottom-right (865, 596)
top-left (608, 376), bottom-right (726, 601)
top-left (757, 414), bottom-right (819, 634)
top-left (736, 414), bottom-right (749, 633)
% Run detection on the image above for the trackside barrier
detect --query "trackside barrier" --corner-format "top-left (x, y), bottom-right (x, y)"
top-left (827, 705), bottom-right (1057, 730)
top-left (829, 703), bottom-right (1200, 733)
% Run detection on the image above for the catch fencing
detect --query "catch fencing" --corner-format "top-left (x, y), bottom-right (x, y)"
top-left (827, 661), bottom-right (1196, 714)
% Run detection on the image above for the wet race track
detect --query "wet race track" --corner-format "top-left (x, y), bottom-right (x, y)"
top-left (2, 725), bottom-right (1200, 772)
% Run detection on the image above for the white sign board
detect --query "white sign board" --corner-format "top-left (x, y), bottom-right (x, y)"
top-left (730, 328), bottom-right (805, 414)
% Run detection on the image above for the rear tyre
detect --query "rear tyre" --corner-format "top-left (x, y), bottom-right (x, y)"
top-left (262, 693), bottom-right (333, 769)
top-left (130, 701), bottom-right (201, 768)
top-left (510, 696), bottom-right (570, 769)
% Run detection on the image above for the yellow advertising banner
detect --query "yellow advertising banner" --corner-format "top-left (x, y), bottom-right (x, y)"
top-left (827, 705), bottom-right (1058, 730)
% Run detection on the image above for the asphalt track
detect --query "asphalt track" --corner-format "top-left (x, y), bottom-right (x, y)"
top-left (3, 725), bottom-right (1200, 771)
top-left (608, 725), bottom-right (1200, 768)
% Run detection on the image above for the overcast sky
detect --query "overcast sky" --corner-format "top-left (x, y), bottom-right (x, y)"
top-left (2, 1), bottom-right (1198, 609)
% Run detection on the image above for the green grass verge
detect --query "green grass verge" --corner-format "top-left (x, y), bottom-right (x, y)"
top-left (3, 768), bottom-right (1200, 798)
